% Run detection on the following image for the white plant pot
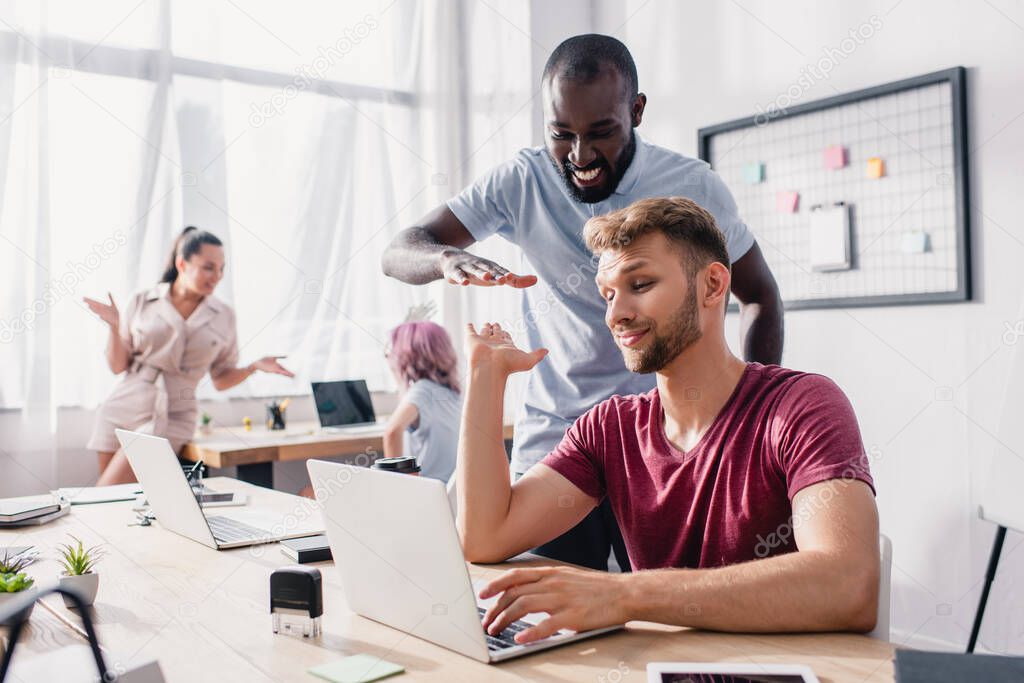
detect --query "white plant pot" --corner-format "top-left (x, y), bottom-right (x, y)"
top-left (59, 572), bottom-right (99, 608)
top-left (0, 587), bottom-right (38, 626)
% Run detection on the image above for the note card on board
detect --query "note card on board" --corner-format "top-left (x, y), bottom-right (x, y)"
top-left (901, 231), bottom-right (930, 254)
top-left (809, 203), bottom-right (851, 272)
top-left (824, 145), bottom-right (847, 170)
top-left (776, 191), bottom-right (799, 213)
top-left (742, 162), bottom-right (765, 184)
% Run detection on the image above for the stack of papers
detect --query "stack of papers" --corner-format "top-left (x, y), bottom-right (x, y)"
top-left (55, 484), bottom-right (143, 505)
top-left (0, 497), bottom-right (69, 527)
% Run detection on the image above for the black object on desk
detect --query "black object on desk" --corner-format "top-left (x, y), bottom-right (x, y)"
top-left (280, 535), bottom-right (332, 564)
top-left (895, 649), bottom-right (1024, 682)
top-left (0, 585), bottom-right (110, 680)
top-left (270, 565), bottom-right (322, 638)
top-left (266, 401), bottom-right (286, 430)
top-left (372, 455), bottom-right (421, 475)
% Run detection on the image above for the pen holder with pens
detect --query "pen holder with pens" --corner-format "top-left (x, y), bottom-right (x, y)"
top-left (182, 461), bottom-right (205, 490)
top-left (266, 398), bottom-right (288, 430)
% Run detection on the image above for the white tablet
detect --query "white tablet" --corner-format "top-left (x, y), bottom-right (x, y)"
top-left (647, 662), bottom-right (820, 683)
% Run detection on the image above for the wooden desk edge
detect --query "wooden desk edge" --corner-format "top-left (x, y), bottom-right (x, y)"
top-left (181, 423), bottom-right (515, 467)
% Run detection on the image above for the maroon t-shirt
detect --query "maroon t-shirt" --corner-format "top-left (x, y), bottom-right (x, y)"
top-left (541, 363), bottom-right (874, 570)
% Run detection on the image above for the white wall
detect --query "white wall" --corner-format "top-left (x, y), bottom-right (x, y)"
top-left (593, 0), bottom-right (1024, 654)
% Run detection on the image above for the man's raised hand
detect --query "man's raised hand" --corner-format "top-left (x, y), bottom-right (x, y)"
top-left (466, 322), bottom-right (547, 375)
top-left (440, 249), bottom-right (537, 288)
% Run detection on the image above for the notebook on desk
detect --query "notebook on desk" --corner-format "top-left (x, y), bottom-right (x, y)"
top-left (280, 535), bottom-right (332, 563)
top-left (0, 499), bottom-right (60, 523)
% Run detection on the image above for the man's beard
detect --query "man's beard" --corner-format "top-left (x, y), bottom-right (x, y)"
top-left (553, 130), bottom-right (637, 204)
top-left (620, 286), bottom-right (702, 374)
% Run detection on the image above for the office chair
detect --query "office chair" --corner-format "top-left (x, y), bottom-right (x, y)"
top-left (869, 534), bottom-right (893, 641)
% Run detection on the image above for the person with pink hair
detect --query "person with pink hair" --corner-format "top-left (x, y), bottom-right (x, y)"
top-left (382, 320), bottom-right (463, 482)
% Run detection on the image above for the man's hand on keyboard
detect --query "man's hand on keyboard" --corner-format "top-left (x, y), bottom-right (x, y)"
top-left (478, 566), bottom-right (631, 644)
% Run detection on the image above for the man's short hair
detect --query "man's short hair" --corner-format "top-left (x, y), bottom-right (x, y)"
top-left (584, 197), bottom-right (730, 276)
top-left (542, 34), bottom-right (638, 101)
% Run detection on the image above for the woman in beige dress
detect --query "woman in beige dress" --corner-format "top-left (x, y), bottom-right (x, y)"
top-left (84, 227), bottom-right (293, 485)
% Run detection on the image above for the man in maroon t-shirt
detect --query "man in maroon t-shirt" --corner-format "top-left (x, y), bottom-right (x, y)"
top-left (456, 196), bottom-right (880, 644)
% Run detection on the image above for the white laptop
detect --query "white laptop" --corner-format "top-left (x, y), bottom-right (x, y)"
top-left (116, 429), bottom-right (323, 549)
top-left (307, 459), bottom-right (622, 663)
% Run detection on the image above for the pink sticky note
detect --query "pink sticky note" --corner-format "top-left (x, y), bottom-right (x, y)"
top-left (776, 191), bottom-right (799, 213)
top-left (824, 145), bottom-right (847, 170)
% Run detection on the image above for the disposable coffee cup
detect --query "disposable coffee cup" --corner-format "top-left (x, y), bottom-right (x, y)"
top-left (372, 456), bottom-right (421, 475)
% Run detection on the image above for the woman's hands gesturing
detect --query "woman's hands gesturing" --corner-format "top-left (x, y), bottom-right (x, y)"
top-left (83, 292), bottom-right (119, 328)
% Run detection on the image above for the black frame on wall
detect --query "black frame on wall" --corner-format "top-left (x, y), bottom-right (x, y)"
top-left (698, 66), bottom-right (971, 310)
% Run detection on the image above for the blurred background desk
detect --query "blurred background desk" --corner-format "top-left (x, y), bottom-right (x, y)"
top-left (182, 420), bottom-right (515, 488)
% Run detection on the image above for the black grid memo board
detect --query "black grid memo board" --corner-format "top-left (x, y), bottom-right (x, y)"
top-left (699, 67), bottom-right (971, 310)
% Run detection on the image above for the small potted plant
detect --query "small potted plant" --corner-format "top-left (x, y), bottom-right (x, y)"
top-left (57, 535), bottom-right (104, 608)
top-left (0, 550), bottom-right (37, 626)
top-left (199, 411), bottom-right (213, 435)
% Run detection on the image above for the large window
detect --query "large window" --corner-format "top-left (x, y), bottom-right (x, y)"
top-left (0, 0), bottom-right (533, 409)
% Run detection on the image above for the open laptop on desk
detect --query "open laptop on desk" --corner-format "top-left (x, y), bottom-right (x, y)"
top-left (307, 459), bottom-right (622, 663)
top-left (311, 379), bottom-right (381, 434)
top-left (116, 429), bottom-right (323, 549)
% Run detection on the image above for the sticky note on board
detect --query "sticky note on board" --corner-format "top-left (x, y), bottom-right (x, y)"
top-left (866, 157), bottom-right (885, 178)
top-left (901, 231), bottom-right (930, 254)
top-left (742, 162), bottom-right (765, 184)
top-left (308, 655), bottom-right (405, 683)
top-left (776, 191), bottom-right (799, 213)
top-left (824, 145), bottom-right (847, 170)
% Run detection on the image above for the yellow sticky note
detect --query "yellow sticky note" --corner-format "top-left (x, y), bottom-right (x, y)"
top-left (867, 157), bottom-right (885, 179)
top-left (308, 655), bottom-right (404, 683)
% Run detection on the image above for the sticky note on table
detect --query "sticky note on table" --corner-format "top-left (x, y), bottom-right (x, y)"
top-left (776, 191), bottom-right (799, 213)
top-left (824, 145), bottom-right (847, 170)
top-left (308, 655), bottom-right (405, 683)
top-left (866, 157), bottom-right (885, 178)
top-left (742, 162), bottom-right (765, 184)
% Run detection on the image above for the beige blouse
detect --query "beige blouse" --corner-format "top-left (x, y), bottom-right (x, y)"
top-left (88, 282), bottom-right (241, 453)
top-left (119, 282), bottom-right (239, 406)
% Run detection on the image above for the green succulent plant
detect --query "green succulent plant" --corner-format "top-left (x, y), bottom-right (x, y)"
top-left (57, 535), bottom-right (105, 576)
top-left (0, 572), bottom-right (34, 593)
top-left (0, 550), bottom-right (31, 575)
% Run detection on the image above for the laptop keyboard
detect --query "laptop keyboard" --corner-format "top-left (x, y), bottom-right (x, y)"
top-left (478, 607), bottom-right (530, 651)
top-left (207, 515), bottom-right (272, 544)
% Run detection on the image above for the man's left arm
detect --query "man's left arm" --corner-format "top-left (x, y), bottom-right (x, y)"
top-left (481, 478), bottom-right (879, 642)
top-left (700, 167), bottom-right (784, 364)
top-left (731, 240), bottom-right (784, 365)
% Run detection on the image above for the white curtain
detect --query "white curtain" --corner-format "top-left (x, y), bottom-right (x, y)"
top-left (0, 0), bottom-right (533, 491)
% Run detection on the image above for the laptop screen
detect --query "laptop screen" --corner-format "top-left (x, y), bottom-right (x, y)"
top-left (311, 380), bottom-right (376, 428)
